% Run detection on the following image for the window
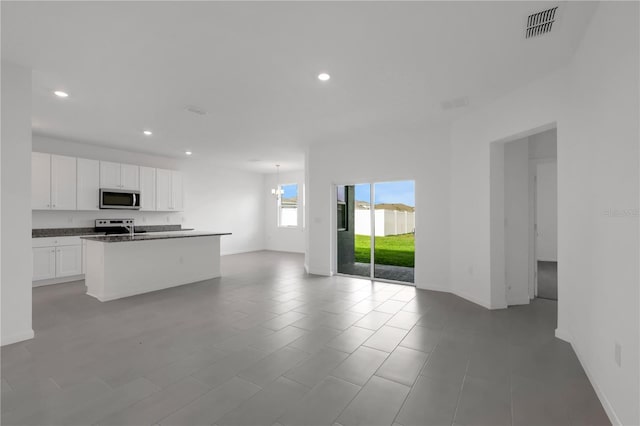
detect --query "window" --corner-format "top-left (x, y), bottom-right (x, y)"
top-left (278, 183), bottom-right (298, 227)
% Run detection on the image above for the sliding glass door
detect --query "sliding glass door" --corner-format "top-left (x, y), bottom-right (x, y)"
top-left (336, 181), bottom-right (415, 284)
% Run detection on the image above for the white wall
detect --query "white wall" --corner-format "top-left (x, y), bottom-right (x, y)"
top-left (32, 134), bottom-right (266, 256)
top-left (450, 3), bottom-right (639, 424)
top-left (263, 170), bottom-right (305, 253)
top-left (1, 62), bottom-right (34, 345)
top-left (561, 3), bottom-right (638, 423)
top-left (306, 123), bottom-right (450, 292)
top-left (184, 161), bottom-right (265, 255)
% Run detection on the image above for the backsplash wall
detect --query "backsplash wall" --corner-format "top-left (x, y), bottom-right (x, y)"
top-left (32, 210), bottom-right (183, 229)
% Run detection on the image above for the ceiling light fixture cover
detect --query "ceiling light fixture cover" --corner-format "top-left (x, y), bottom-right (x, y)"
top-left (143, 130), bottom-right (152, 136)
top-left (318, 73), bottom-right (330, 81)
top-left (185, 151), bottom-right (192, 156)
top-left (54, 91), bottom-right (69, 98)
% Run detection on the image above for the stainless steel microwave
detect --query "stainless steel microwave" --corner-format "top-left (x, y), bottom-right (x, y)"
top-left (99, 188), bottom-right (141, 210)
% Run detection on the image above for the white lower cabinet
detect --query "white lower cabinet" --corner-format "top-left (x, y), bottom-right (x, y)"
top-left (56, 245), bottom-right (83, 277)
top-left (32, 237), bottom-right (84, 283)
top-left (33, 247), bottom-right (56, 281)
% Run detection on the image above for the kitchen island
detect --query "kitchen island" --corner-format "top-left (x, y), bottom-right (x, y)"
top-left (82, 231), bottom-right (231, 301)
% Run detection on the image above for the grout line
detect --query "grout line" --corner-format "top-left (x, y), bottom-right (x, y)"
top-left (450, 360), bottom-right (471, 425)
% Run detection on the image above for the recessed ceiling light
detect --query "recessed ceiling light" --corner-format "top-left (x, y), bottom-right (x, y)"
top-left (185, 151), bottom-right (192, 156)
top-left (54, 91), bottom-right (69, 98)
top-left (143, 130), bottom-right (152, 136)
top-left (318, 73), bottom-right (330, 81)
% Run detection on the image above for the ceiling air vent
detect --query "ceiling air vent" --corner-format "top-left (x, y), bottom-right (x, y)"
top-left (526, 6), bottom-right (558, 39)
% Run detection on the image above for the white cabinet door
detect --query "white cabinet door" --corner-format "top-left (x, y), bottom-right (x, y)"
top-left (121, 164), bottom-right (140, 190)
top-left (77, 158), bottom-right (100, 210)
top-left (32, 152), bottom-right (51, 210)
top-left (139, 166), bottom-right (156, 211)
top-left (50, 155), bottom-right (77, 210)
top-left (56, 245), bottom-right (82, 277)
top-left (33, 247), bottom-right (56, 280)
top-left (100, 161), bottom-right (121, 189)
top-left (156, 168), bottom-right (172, 211)
top-left (171, 170), bottom-right (184, 211)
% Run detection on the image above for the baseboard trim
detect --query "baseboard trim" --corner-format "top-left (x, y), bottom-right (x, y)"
top-left (452, 289), bottom-right (496, 310)
top-left (416, 283), bottom-right (450, 293)
top-left (2, 329), bottom-right (34, 346)
top-left (33, 274), bottom-right (84, 287)
top-left (555, 329), bottom-right (621, 426)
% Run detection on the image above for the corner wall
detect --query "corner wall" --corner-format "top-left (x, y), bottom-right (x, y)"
top-left (450, 3), bottom-right (639, 423)
top-left (1, 62), bottom-right (34, 345)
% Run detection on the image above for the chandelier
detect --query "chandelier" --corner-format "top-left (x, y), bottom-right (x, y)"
top-left (271, 164), bottom-right (284, 199)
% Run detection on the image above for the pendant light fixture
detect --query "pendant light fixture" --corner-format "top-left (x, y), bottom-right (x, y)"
top-left (271, 164), bottom-right (284, 199)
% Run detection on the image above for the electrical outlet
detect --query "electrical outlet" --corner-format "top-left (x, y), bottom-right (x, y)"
top-left (615, 342), bottom-right (622, 367)
top-left (142, 217), bottom-right (147, 223)
top-left (166, 216), bottom-right (170, 223)
top-left (67, 217), bottom-right (73, 224)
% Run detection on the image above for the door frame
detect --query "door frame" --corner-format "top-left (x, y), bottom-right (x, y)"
top-left (333, 182), bottom-right (416, 286)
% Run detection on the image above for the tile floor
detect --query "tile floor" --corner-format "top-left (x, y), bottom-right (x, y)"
top-left (2, 251), bottom-right (609, 426)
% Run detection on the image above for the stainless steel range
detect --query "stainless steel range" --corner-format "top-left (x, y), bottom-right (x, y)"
top-left (95, 219), bottom-right (136, 236)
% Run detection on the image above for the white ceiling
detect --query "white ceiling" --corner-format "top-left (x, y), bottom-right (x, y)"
top-left (2, 1), bottom-right (596, 172)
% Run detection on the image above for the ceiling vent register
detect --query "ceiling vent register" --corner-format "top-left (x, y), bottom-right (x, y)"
top-left (526, 6), bottom-right (558, 39)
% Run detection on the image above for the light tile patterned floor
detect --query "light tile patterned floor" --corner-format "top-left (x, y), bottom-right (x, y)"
top-left (1, 251), bottom-right (609, 426)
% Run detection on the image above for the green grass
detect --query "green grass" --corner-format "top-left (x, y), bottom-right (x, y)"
top-left (354, 233), bottom-right (415, 267)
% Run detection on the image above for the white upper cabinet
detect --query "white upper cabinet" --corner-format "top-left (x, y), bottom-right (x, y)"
top-left (50, 155), bottom-right (77, 210)
top-left (171, 170), bottom-right (184, 211)
top-left (100, 161), bottom-right (121, 189)
top-left (156, 168), bottom-right (172, 211)
top-left (100, 161), bottom-right (139, 190)
top-left (31, 152), bottom-right (182, 212)
top-left (156, 168), bottom-right (184, 212)
top-left (139, 166), bottom-right (156, 211)
top-left (32, 153), bottom-right (76, 210)
top-left (77, 158), bottom-right (100, 210)
top-left (121, 164), bottom-right (140, 190)
top-left (32, 152), bottom-right (51, 209)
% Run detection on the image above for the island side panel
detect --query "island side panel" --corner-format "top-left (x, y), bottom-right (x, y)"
top-left (85, 240), bottom-right (106, 300)
top-left (87, 235), bottom-right (221, 301)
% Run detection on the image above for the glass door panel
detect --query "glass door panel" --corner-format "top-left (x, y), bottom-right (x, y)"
top-left (337, 184), bottom-right (371, 278)
top-left (373, 181), bottom-right (415, 283)
top-left (337, 181), bottom-right (415, 285)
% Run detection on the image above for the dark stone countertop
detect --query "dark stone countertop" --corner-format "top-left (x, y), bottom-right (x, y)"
top-left (32, 225), bottom-right (189, 238)
top-left (81, 231), bottom-right (231, 243)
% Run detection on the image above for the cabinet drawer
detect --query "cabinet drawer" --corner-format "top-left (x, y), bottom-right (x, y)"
top-left (32, 236), bottom-right (82, 248)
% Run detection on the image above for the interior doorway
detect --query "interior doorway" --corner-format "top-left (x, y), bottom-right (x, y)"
top-left (535, 160), bottom-right (558, 300)
top-left (492, 127), bottom-right (557, 306)
top-left (336, 181), bottom-right (415, 285)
